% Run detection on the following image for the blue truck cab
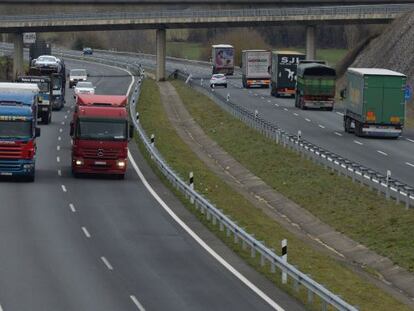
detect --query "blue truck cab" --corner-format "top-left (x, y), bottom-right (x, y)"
top-left (0, 89), bottom-right (41, 181)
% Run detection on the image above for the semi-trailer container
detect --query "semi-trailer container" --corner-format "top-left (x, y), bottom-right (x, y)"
top-left (241, 50), bottom-right (271, 88)
top-left (271, 51), bottom-right (305, 97)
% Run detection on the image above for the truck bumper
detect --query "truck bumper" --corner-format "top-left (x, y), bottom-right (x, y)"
top-left (72, 157), bottom-right (127, 175)
top-left (0, 159), bottom-right (35, 177)
top-left (303, 100), bottom-right (334, 109)
top-left (277, 88), bottom-right (295, 97)
top-left (362, 126), bottom-right (402, 137)
top-left (247, 79), bottom-right (270, 88)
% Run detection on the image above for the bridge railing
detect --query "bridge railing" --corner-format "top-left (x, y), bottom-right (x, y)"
top-left (0, 3), bottom-right (412, 22)
top-left (57, 49), bottom-right (359, 311)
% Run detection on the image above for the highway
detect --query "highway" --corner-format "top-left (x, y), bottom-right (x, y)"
top-left (0, 56), bottom-right (305, 310)
top-left (87, 50), bottom-right (414, 187)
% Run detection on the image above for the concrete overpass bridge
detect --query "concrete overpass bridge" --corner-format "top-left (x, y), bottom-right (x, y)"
top-left (6, 4), bottom-right (414, 80)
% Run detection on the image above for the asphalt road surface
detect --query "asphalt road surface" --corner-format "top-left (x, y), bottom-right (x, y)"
top-left (0, 57), bottom-right (305, 311)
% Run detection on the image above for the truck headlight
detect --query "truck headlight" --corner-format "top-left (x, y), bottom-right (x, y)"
top-left (23, 164), bottom-right (34, 169)
top-left (75, 159), bottom-right (84, 166)
top-left (117, 160), bottom-right (126, 168)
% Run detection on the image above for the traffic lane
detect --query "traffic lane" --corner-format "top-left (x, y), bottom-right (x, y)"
top-left (57, 63), bottom-right (286, 311)
top-left (0, 97), bottom-right (135, 310)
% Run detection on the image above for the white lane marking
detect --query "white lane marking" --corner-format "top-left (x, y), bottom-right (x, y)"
top-left (57, 145), bottom-right (60, 151)
top-left (64, 115), bottom-right (68, 119)
top-left (305, 118), bottom-right (311, 122)
top-left (101, 256), bottom-right (113, 271)
top-left (267, 100), bottom-right (271, 103)
top-left (336, 112), bottom-right (344, 116)
top-left (58, 169), bottom-right (62, 176)
top-left (130, 295), bottom-right (146, 311)
top-left (283, 108), bottom-right (288, 111)
top-left (61, 121), bottom-right (65, 125)
top-left (69, 203), bottom-right (76, 213)
top-left (406, 162), bottom-right (414, 168)
top-left (377, 150), bottom-right (388, 156)
top-left (293, 113), bottom-right (299, 116)
top-left (128, 151), bottom-right (284, 311)
top-left (58, 136), bottom-right (61, 141)
top-left (82, 226), bottom-right (91, 238)
top-left (318, 124), bottom-right (325, 129)
top-left (61, 185), bottom-right (67, 192)
top-left (261, 96), bottom-right (265, 100)
top-left (59, 128), bottom-right (63, 133)
top-left (406, 138), bottom-right (414, 143)
top-left (354, 140), bottom-right (363, 145)
top-left (57, 156), bottom-right (60, 163)
top-left (334, 132), bottom-right (343, 136)
top-left (275, 103), bottom-right (279, 107)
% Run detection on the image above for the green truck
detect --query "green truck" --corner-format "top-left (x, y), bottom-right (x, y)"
top-left (295, 61), bottom-right (336, 111)
top-left (343, 68), bottom-right (406, 138)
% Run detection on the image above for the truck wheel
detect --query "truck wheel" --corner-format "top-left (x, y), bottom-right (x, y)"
top-left (47, 112), bottom-right (52, 124)
top-left (355, 121), bottom-right (363, 137)
top-left (26, 172), bottom-right (35, 182)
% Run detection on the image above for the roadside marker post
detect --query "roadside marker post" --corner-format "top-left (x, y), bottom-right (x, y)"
top-left (282, 239), bottom-right (288, 284)
top-left (189, 172), bottom-right (194, 204)
top-left (386, 170), bottom-right (391, 200)
top-left (150, 134), bottom-right (155, 148)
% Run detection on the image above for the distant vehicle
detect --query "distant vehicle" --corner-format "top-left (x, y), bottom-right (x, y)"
top-left (210, 74), bottom-right (227, 88)
top-left (74, 81), bottom-right (95, 98)
top-left (70, 94), bottom-right (132, 179)
top-left (212, 44), bottom-right (234, 75)
top-left (69, 69), bottom-right (88, 88)
top-left (31, 55), bottom-right (61, 68)
top-left (295, 61), bottom-right (336, 111)
top-left (83, 47), bottom-right (93, 55)
top-left (0, 84), bottom-right (41, 181)
top-left (16, 76), bottom-right (52, 124)
top-left (342, 68), bottom-right (406, 138)
top-left (241, 50), bottom-right (271, 88)
top-left (29, 40), bottom-right (51, 64)
top-left (270, 51), bottom-right (305, 97)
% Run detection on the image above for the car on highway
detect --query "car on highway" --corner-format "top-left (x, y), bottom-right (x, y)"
top-left (74, 81), bottom-right (95, 98)
top-left (83, 47), bottom-right (93, 55)
top-left (69, 69), bottom-right (88, 88)
top-left (31, 55), bottom-right (62, 69)
top-left (210, 74), bottom-right (227, 88)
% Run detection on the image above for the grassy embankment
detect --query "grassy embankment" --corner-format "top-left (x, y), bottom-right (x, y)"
top-left (171, 79), bottom-right (414, 273)
top-left (136, 78), bottom-right (411, 311)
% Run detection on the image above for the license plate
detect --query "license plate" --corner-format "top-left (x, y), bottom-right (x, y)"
top-left (42, 107), bottom-right (48, 111)
top-left (94, 161), bottom-right (107, 165)
top-left (0, 172), bottom-right (12, 176)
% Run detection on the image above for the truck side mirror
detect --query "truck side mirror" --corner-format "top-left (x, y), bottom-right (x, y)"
top-left (340, 88), bottom-right (347, 100)
top-left (70, 122), bottom-right (74, 136)
top-left (129, 124), bottom-right (134, 139)
top-left (35, 127), bottom-right (41, 138)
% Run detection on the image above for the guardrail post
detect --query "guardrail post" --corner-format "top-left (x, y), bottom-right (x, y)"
top-left (307, 287), bottom-right (314, 304)
top-left (282, 239), bottom-right (287, 284)
top-left (200, 78), bottom-right (203, 86)
top-left (136, 112), bottom-right (140, 123)
top-left (386, 170), bottom-right (391, 200)
top-left (150, 134), bottom-right (155, 148)
top-left (226, 93), bottom-right (230, 102)
top-left (321, 300), bottom-right (327, 311)
top-left (189, 171), bottom-right (194, 204)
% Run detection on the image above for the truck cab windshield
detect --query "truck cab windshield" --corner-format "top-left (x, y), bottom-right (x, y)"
top-left (52, 77), bottom-right (62, 90)
top-left (0, 120), bottom-right (32, 139)
top-left (38, 82), bottom-right (50, 93)
top-left (76, 119), bottom-right (127, 141)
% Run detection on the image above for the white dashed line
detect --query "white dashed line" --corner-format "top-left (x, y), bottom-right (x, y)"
top-left (377, 150), bottom-right (388, 156)
top-left (69, 203), bottom-right (76, 213)
top-left (101, 256), bottom-right (113, 271)
top-left (58, 136), bottom-right (61, 141)
top-left (293, 113), bottom-right (299, 116)
top-left (58, 169), bottom-right (62, 176)
top-left (61, 121), bottom-right (65, 125)
top-left (82, 227), bottom-right (91, 238)
top-left (283, 108), bottom-right (288, 111)
top-left (336, 112), bottom-right (344, 116)
top-left (275, 103), bottom-right (279, 107)
top-left (64, 115), bottom-right (68, 119)
top-left (61, 185), bottom-right (67, 192)
top-left (406, 162), bottom-right (414, 168)
top-left (334, 132), bottom-right (343, 136)
top-left (57, 156), bottom-right (60, 163)
top-left (406, 138), bottom-right (414, 143)
top-left (59, 128), bottom-right (63, 133)
top-left (305, 118), bottom-right (311, 122)
top-left (354, 140), bottom-right (363, 145)
top-left (130, 295), bottom-right (146, 311)
top-left (261, 96), bottom-right (265, 100)
top-left (267, 100), bottom-right (271, 103)
top-left (57, 145), bottom-right (60, 151)
top-left (318, 124), bottom-right (325, 129)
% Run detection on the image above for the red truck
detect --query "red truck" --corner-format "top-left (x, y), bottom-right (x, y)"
top-left (70, 94), bottom-right (132, 179)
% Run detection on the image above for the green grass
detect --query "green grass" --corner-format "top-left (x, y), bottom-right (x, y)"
top-left (167, 42), bottom-right (204, 61)
top-left (136, 78), bottom-right (411, 311)
top-left (171, 80), bottom-right (414, 274)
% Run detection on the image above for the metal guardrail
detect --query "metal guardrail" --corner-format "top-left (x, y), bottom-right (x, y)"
top-left (0, 4), bottom-right (412, 22)
top-left (174, 70), bottom-right (414, 209)
top-left (59, 49), bottom-right (359, 311)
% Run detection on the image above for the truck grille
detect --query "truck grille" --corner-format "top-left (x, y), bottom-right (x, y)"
top-left (0, 159), bottom-right (22, 171)
top-left (0, 145), bottom-right (23, 159)
top-left (83, 148), bottom-right (119, 160)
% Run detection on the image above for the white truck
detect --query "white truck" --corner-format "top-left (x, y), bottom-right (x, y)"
top-left (241, 50), bottom-right (271, 88)
top-left (212, 44), bottom-right (234, 75)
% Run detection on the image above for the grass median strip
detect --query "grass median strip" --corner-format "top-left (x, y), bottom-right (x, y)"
top-left (171, 80), bottom-right (414, 275)
top-left (136, 78), bottom-right (410, 311)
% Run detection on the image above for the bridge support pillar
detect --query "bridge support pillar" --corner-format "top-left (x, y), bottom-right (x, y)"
top-left (306, 25), bottom-right (316, 60)
top-left (12, 33), bottom-right (24, 80)
top-left (156, 28), bottom-right (166, 81)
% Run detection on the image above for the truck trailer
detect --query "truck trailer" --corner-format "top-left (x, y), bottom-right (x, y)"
top-left (241, 50), bottom-right (271, 88)
top-left (70, 94), bottom-right (132, 179)
top-left (295, 62), bottom-right (336, 110)
top-left (271, 51), bottom-right (305, 97)
top-left (212, 44), bottom-right (234, 75)
top-left (0, 86), bottom-right (41, 181)
top-left (343, 68), bottom-right (406, 138)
